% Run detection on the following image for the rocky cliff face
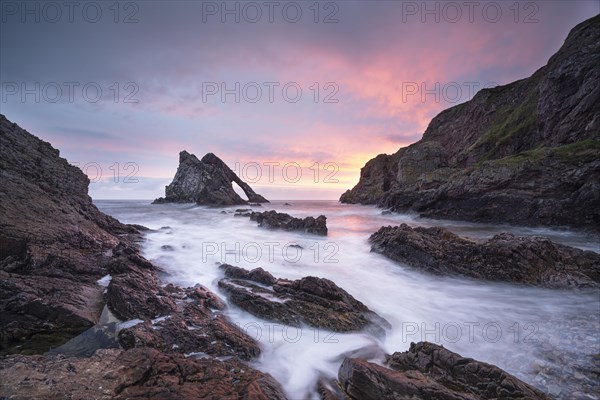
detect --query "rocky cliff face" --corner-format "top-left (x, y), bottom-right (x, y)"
top-left (0, 114), bottom-right (139, 352)
top-left (154, 150), bottom-right (268, 205)
top-left (341, 15), bottom-right (600, 230)
top-left (0, 115), bottom-right (287, 398)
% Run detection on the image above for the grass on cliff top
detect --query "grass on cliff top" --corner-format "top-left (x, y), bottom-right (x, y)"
top-left (481, 139), bottom-right (600, 168)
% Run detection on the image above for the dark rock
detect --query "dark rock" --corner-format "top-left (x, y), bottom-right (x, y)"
top-left (117, 284), bottom-right (259, 361)
top-left (341, 15), bottom-right (600, 231)
top-left (153, 151), bottom-right (268, 205)
top-left (0, 347), bottom-right (287, 399)
top-left (284, 202), bottom-right (292, 206)
top-left (369, 224), bottom-right (600, 288)
top-left (234, 208), bottom-right (253, 217)
top-left (218, 265), bottom-right (390, 336)
top-left (338, 342), bottom-right (549, 400)
top-left (0, 115), bottom-right (283, 399)
top-left (248, 210), bottom-right (328, 235)
top-left (221, 263), bottom-right (277, 285)
top-left (317, 378), bottom-right (345, 400)
top-left (160, 245), bottom-right (175, 251)
top-left (0, 114), bottom-right (148, 353)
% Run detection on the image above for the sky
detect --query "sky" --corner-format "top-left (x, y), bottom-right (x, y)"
top-left (1, 0), bottom-right (598, 200)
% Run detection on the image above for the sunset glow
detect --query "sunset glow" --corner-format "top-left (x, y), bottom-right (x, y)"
top-left (1, 1), bottom-right (597, 199)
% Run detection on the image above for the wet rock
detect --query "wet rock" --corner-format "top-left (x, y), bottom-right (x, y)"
top-left (338, 342), bottom-right (549, 400)
top-left (248, 210), bottom-right (328, 235)
top-left (340, 16), bottom-right (600, 231)
top-left (105, 260), bottom-right (177, 321)
top-left (370, 224), bottom-right (600, 288)
top-left (218, 265), bottom-right (390, 336)
top-left (234, 208), bottom-right (253, 217)
top-left (221, 264), bottom-right (277, 285)
top-left (0, 347), bottom-right (287, 399)
top-left (118, 286), bottom-right (260, 361)
top-left (317, 378), bottom-right (344, 400)
top-left (153, 151), bottom-right (268, 205)
top-left (160, 245), bottom-right (175, 251)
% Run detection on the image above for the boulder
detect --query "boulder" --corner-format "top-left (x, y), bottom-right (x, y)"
top-left (218, 264), bottom-right (390, 336)
top-left (337, 342), bottom-right (549, 400)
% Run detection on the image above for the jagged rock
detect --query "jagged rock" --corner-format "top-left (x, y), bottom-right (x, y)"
top-left (218, 264), bottom-right (390, 336)
top-left (0, 114), bottom-right (146, 353)
top-left (247, 210), bottom-right (328, 235)
top-left (341, 15), bottom-right (600, 230)
top-left (153, 151), bottom-right (268, 205)
top-left (118, 286), bottom-right (261, 361)
top-left (370, 224), bottom-right (600, 288)
top-left (0, 347), bottom-right (287, 400)
top-left (0, 115), bottom-right (284, 399)
top-left (338, 342), bottom-right (549, 400)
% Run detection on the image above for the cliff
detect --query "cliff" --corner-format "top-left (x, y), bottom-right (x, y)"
top-left (341, 15), bottom-right (600, 230)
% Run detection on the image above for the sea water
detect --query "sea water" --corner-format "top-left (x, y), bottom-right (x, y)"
top-left (96, 200), bottom-right (600, 399)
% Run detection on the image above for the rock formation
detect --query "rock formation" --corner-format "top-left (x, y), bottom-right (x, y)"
top-left (0, 347), bottom-right (285, 399)
top-left (153, 150), bottom-right (269, 205)
top-left (0, 114), bottom-right (138, 353)
top-left (337, 342), bottom-right (549, 400)
top-left (0, 115), bottom-right (286, 398)
top-left (244, 210), bottom-right (328, 235)
top-left (369, 224), bottom-right (600, 289)
top-left (218, 264), bottom-right (390, 336)
top-left (341, 15), bottom-right (600, 230)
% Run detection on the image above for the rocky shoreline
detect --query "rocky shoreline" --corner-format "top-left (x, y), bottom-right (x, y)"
top-left (2, 16), bottom-right (599, 399)
top-left (370, 224), bottom-right (600, 289)
top-left (1, 112), bottom-right (599, 398)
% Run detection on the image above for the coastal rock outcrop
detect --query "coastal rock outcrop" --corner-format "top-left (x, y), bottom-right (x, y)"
top-left (0, 347), bottom-right (286, 399)
top-left (341, 15), bottom-right (600, 230)
top-left (118, 285), bottom-right (261, 361)
top-left (0, 114), bottom-right (141, 353)
top-left (0, 115), bottom-right (285, 398)
top-left (153, 150), bottom-right (269, 205)
top-left (218, 264), bottom-right (390, 336)
top-left (337, 341), bottom-right (549, 400)
top-left (369, 224), bottom-right (600, 288)
top-left (246, 210), bottom-right (328, 235)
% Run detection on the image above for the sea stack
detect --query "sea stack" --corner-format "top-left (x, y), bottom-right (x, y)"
top-left (153, 151), bottom-right (269, 206)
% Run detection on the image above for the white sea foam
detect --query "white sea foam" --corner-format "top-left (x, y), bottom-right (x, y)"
top-left (96, 200), bottom-right (600, 399)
